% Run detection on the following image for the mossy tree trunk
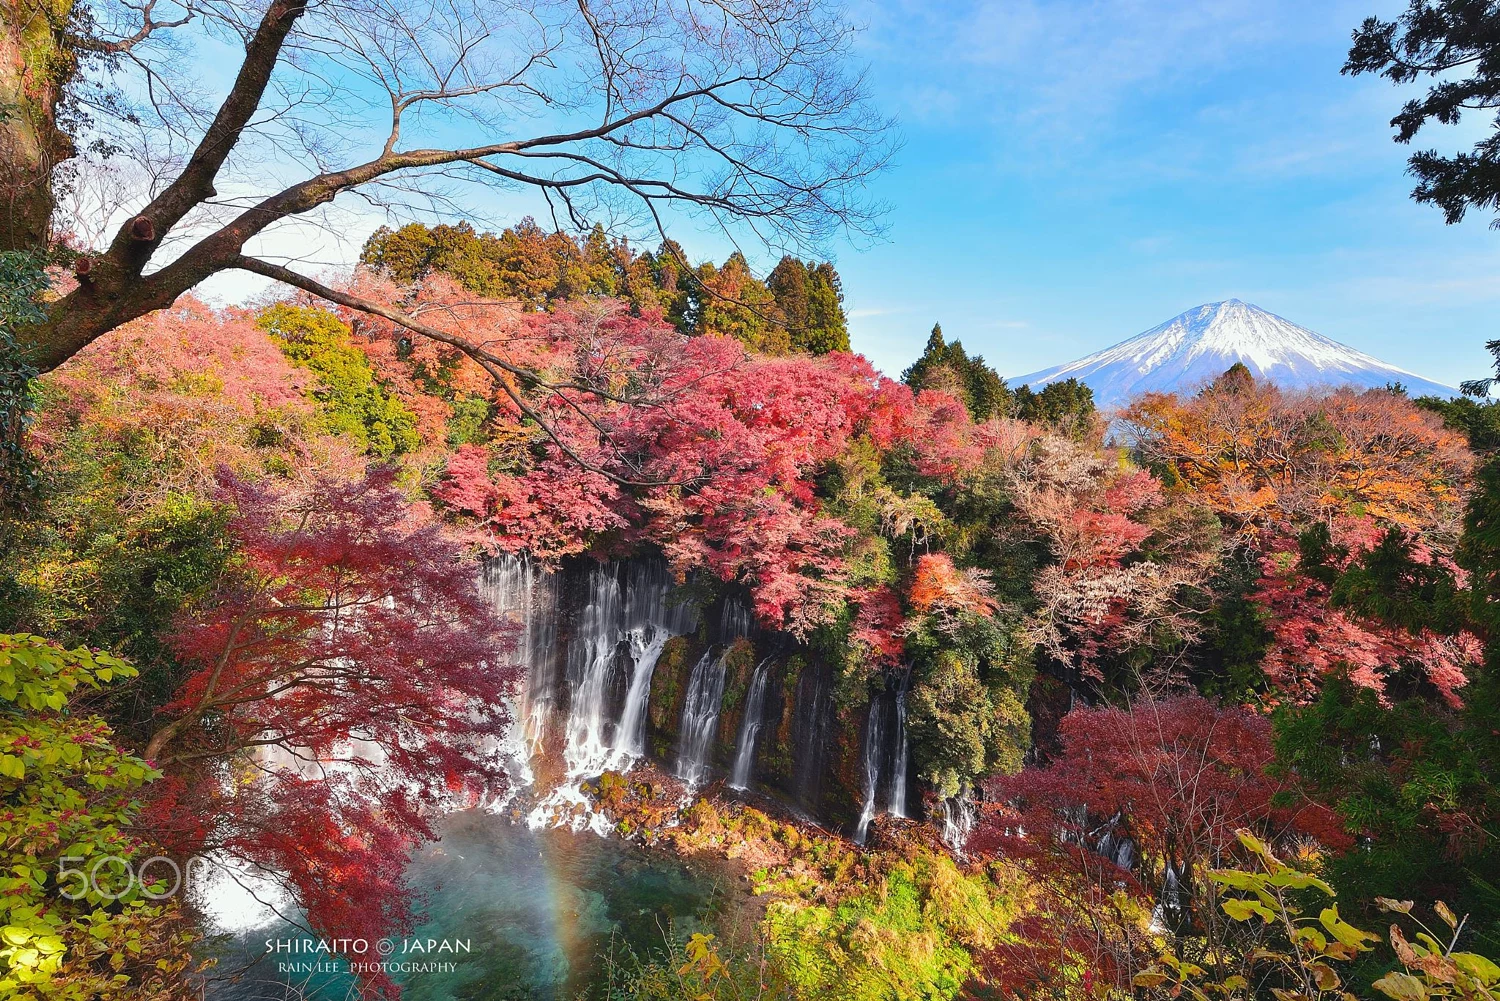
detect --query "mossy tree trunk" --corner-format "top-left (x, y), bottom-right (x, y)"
top-left (1, 0), bottom-right (77, 253)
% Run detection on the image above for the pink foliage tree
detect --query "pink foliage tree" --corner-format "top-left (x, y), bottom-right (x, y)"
top-left (1254, 517), bottom-right (1478, 707)
top-left (430, 301), bottom-right (916, 637)
top-left (1008, 437), bottom-right (1220, 678)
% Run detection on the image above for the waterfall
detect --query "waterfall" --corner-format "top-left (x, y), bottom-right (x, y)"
top-left (522, 558), bottom-right (697, 833)
top-left (853, 696), bottom-right (888, 845)
top-left (727, 658), bottom-right (773, 791)
top-left (555, 560), bottom-right (698, 782)
top-left (1096, 829), bottom-right (1136, 871)
top-left (609, 560), bottom-right (695, 769)
top-left (624, 558), bottom-right (699, 637)
top-left (480, 555), bottom-right (563, 798)
top-left (559, 566), bottom-right (625, 781)
top-left (1150, 862), bottom-right (1189, 933)
top-left (1089, 812), bottom-right (1136, 872)
top-left (675, 649), bottom-right (727, 788)
top-left (791, 660), bottom-right (833, 811)
top-left (720, 596), bottom-right (755, 641)
top-left (888, 686), bottom-right (910, 819)
top-left (608, 626), bottom-right (670, 768)
top-left (481, 555), bottom-right (560, 754)
top-left (938, 787), bottom-right (976, 851)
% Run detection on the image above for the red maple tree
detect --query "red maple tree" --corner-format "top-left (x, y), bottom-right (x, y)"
top-left (147, 467), bottom-right (516, 981)
top-left (973, 695), bottom-right (1347, 997)
top-left (1253, 517), bottom-right (1478, 707)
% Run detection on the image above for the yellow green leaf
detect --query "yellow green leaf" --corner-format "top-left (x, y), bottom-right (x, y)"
top-left (1372, 972), bottom-right (1427, 1001)
top-left (1451, 952), bottom-right (1500, 984)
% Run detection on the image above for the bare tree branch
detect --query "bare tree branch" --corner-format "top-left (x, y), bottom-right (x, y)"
top-left (12, 0), bottom-right (892, 377)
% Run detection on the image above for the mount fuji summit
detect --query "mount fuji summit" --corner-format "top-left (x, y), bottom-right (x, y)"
top-left (1015, 300), bottom-right (1457, 409)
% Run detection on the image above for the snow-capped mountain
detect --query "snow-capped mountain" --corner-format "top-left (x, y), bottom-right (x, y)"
top-left (1014, 300), bottom-right (1457, 409)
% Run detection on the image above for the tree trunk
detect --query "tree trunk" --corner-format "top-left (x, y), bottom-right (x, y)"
top-left (1, 1), bottom-right (77, 253)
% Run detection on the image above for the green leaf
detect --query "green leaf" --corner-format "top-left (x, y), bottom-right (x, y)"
top-left (1319, 906), bottom-right (1378, 950)
top-left (1223, 897), bottom-right (1276, 923)
top-left (1451, 952), bottom-right (1500, 984)
top-left (1212, 870), bottom-right (1265, 891)
top-left (1266, 870), bottom-right (1334, 895)
top-left (1235, 829), bottom-right (1275, 863)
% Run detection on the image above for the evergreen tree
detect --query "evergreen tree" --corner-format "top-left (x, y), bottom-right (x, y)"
top-left (767, 257), bottom-right (812, 332)
top-left (1013, 378), bottom-right (1095, 429)
top-left (903, 323), bottom-right (1012, 421)
top-left (902, 323), bottom-right (949, 389)
top-left (801, 262), bottom-right (851, 354)
top-left (645, 240), bottom-right (695, 332)
top-left (693, 253), bottom-right (789, 353)
top-left (766, 256), bottom-right (851, 354)
top-left (1345, 0), bottom-right (1500, 225)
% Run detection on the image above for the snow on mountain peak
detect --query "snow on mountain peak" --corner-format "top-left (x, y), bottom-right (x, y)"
top-left (1014, 300), bottom-right (1457, 409)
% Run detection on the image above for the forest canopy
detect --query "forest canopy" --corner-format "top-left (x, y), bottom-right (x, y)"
top-left (4, 211), bottom-right (1497, 998)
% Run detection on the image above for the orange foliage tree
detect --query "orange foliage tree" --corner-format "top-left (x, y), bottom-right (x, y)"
top-left (1124, 371), bottom-right (1470, 537)
top-left (1124, 369), bottom-right (1477, 704)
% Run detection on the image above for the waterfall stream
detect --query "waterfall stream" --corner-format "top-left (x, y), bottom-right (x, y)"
top-left (938, 787), bottom-right (977, 851)
top-left (853, 679), bottom-right (913, 843)
top-left (481, 556), bottom-right (560, 755)
top-left (728, 657), bottom-right (773, 791)
top-left (853, 696), bottom-right (887, 844)
top-left (720, 597), bottom-right (755, 641)
top-left (559, 567), bottom-right (625, 782)
top-left (888, 686), bottom-right (910, 818)
top-left (486, 558), bottom-right (696, 832)
top-left (675, 649), bottom-right (728, 788)
top-left (556, 561), bottom-right (698, 783)
top-left (608, 626), bottom-right (670, 769)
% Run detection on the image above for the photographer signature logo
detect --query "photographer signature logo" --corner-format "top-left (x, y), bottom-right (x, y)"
top-left (264, 937), bottom-right (472, 976)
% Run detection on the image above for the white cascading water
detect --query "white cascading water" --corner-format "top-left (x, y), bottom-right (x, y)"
top-left (558, 567), bottom-right (625, 782)
top-left (607, 626), bottom-right (670, 769)
top-left (727, 657), bottom-right (773, 791)
top-left (720, 597), bottom-right (755, 641)
top-left (938, 786), bottom-right (977, 851)
top-left (480, 555), bottom-right (561, 796)
top-left (888, 686), bottom-right (910, 819)
top-left (523, 560), bottom-right (696, 831)
top-left (675, 649), bottom-right (727, 788)
top-left (853, 696), bottom-right (887, 844)
top-left (1149, 862), bottom-right (1188, 933)
top-left (610, 560), bottom-right (696, 769)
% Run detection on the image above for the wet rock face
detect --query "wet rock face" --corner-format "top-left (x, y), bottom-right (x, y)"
top-left (489, 552), bottom-right (891, 830)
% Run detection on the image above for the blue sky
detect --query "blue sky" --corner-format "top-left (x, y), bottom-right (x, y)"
top-left (829, 0), bottom-right (1500, 388)
top-left (195, 0), bottom-right (1500, 390)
